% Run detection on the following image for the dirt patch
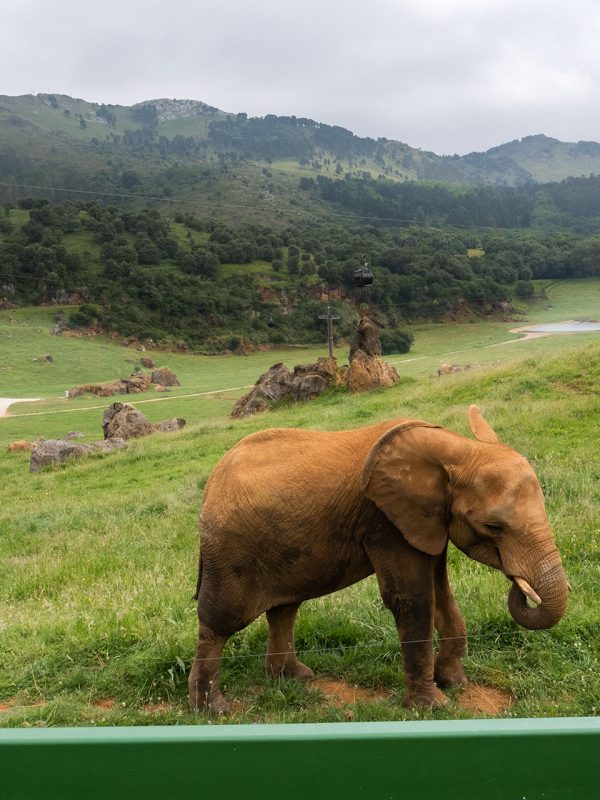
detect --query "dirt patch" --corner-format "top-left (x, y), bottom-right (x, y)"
top-left (458, 683), bottom-right (512, 715)
top-left (0, 699), bottom-right (45, 712)
top-left (141, 702), bottom-right (170, 714)
top-left (311, 678), bottom-right (391, 707)
top-left (92, 699), bottom-right (116, 710)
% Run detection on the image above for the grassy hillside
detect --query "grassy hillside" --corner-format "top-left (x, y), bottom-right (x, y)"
top-left (4, 93), bottom-right (600, 217)
top-left (1, 292), bottom-right (598, 727)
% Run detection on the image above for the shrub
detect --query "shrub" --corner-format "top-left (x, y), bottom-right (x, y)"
top-left (380, 327), bottom-right (414, 355)
top-left (515, 280), bottom-right (535, 297)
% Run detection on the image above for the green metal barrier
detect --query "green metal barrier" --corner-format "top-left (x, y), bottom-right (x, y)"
top-left (1, 718), bottom-right (598, 800)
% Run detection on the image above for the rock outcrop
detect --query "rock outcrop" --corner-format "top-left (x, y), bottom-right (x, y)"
top-left (437, 363), bottom-right (472, 376)
top-left (289, 357), bottom-right (343, 402)
top-left (102, 403), bottom-right (155, 440)
top-left (8, 440), bottom-right (35, 453)
top-left (150, 368), bottom-right (180, 387)
top-left (29, 437), bottom-right (127, 472)
top-left (102, 402), bottom-right (187, 440)
top-left (68, 371), bottom-right (151, 398)
top-left (346, 317), bottom-right (399, 393)
top-left (231, 358), bottom-right (344, 419)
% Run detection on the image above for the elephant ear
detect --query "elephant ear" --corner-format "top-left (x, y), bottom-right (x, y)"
top-left (361, 422), bottom-right (449, 556)
top-left (468, 404), bottom-right (500, 444)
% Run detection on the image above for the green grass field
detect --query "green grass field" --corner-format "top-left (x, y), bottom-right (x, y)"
top-left (1, 280), bottom-right (599, 727)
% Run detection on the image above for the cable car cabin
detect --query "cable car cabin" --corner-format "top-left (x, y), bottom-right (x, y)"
top-left (267, 317), bottom-right (276, 328)
top-left (354, 266), bottom-right (373, 287)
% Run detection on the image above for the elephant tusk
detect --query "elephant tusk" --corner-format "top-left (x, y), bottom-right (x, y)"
top-left (567, 581), bottom-right (572, 593)
top-left (514, 577), bottom-right (542, 606)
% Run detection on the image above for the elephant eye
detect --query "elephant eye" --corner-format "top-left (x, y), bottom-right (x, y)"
top-left (484, 523), bottom-right (503, 534)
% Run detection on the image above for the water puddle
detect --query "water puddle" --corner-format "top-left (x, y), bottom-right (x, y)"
top-left (510, 320), bottom-right (600, 339)
top-left (522, 320), bottom-right (600, 333)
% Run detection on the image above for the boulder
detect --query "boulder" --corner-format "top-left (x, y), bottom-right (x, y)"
top-left (156, 417), bottom-right (187, 433)
top-left (31, 354), bottom-right (54, 363)
top-left (289, 357), bottom-right (343, 402)
top-left (8, 440), bottom-right (35, 453)
top-left (101, 402), bottom-right (186, 439)
top-left (231, 359), bottom-right (344, 419)
top-left (141, 356), bottom-right (155, 369)
top-left (67, 371), bottom-right (151, 398)
top-left (102, 403), bottom-right (155, 440)
top-left (346, 317), bottom-right (399, 393)
top-left (231, 362), bottom-right (292, 419)
top-left (29, 437), bottom-right (126, 472)
top-left (151, 368), bottom-right (180, 387)
top-left (437, 363), bottom-right (471, 376)
top-left (122, 372), bottom-right (151, 393)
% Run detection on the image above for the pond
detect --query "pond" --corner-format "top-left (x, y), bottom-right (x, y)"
top-left (522, 321), bottom-right (600, 333)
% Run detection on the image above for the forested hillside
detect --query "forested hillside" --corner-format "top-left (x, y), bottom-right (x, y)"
top-left (2, 92), bottom-right (600, 351)
top-left (2, 198), bottom-right (600, 351)
top-left (3, 93), bottom-right (600, 213)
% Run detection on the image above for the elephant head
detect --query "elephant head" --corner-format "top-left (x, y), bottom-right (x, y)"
top-left (362, 406), bottom-right (568, 630)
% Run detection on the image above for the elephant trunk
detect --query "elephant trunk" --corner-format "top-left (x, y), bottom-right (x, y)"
top-left (507, 553), bottom-right (568, 631)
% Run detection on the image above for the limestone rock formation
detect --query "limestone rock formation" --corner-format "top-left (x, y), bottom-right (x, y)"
top-left (102, 402), bottom-right (187, 440)
top-left (346, 317), bottom-right (399, 393)
top-left (150, 368), bottom-right (180, 387)
top-left (67, 370), bottom-right (151, 398)
top-left (156, 417), bottom-right (187, 433)
top-left (231, 362), bottom-right (292, 419)
top-left (29, 437), bottom-right (127, 472)
top-left (288, 357), bottom-right (343, 402)
top-left (437, 363), bottom-right (472, 376)
top-left (8, 440), bottom-right (35, 453)
top-left (231, 358), bottom-right (343, 419)
top-left (102, 403), bottom-right (155, 440)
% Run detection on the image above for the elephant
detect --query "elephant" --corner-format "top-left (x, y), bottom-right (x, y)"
top-left (188, 405), bottom-right (568, 713)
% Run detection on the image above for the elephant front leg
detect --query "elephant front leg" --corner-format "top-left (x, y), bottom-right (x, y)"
top-left (433, 549), bottom-right (468, 689)
top-left (365, 532), bottom-right (448, 708)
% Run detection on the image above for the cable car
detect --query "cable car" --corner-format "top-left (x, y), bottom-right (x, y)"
top-left (354, 255), bottom-right (373, 287)
top-left (267, 316), bottom-right (276, 328)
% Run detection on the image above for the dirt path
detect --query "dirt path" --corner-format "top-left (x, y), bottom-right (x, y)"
top-left (0, 398), bottom-right (41, 418)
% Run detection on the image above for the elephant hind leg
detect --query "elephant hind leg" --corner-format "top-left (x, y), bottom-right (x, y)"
top-left (265, 603), bottom-right (314, 681)
top-left (188, 625), bottom-right (230, 714)
top-left (188, 574), bottom-right (258, 714)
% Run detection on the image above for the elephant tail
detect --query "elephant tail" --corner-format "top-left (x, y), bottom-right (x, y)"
top-left (192, 552), bottom-right (203, 601)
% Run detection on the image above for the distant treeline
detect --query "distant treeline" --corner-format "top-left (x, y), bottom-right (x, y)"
top-left (301, 173), bottom-right (600, 234)
top-left (2, 199), bottom-right (600, 350)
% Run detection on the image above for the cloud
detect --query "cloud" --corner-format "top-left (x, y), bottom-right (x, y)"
top-left (2, 0), bottom-right (600, 153)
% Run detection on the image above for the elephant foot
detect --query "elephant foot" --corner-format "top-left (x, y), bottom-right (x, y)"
top-left (267, 658), bottom-right (315, 682)
top-left (434, 657), bottom-right (468, 689)
top-left (284, 660), bottom-right (315, 681)
top-left (206, 693), bottom-right (230, 715)
top-left (189, 690), bottom-right (230, 715)
top-left (188, 680), bottom-right (230, 715)
top-left (404, 684), bottom-right (449, 708)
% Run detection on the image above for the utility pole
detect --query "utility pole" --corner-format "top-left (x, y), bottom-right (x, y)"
top-left (318, 305), bottom-right (340, 359)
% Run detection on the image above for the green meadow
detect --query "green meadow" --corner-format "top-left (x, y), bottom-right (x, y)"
top-left (0, 279), bottom-right (599, 726)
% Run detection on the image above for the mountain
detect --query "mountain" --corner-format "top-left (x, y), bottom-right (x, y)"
top-left (2, 93), bottom-right (600, 201)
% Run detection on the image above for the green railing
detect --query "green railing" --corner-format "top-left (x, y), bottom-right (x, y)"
top-left (1, 718), bottom-right (599, 799)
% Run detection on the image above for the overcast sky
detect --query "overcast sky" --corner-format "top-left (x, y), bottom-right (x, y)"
top-left (2, 0), bottom-right (600, 155)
